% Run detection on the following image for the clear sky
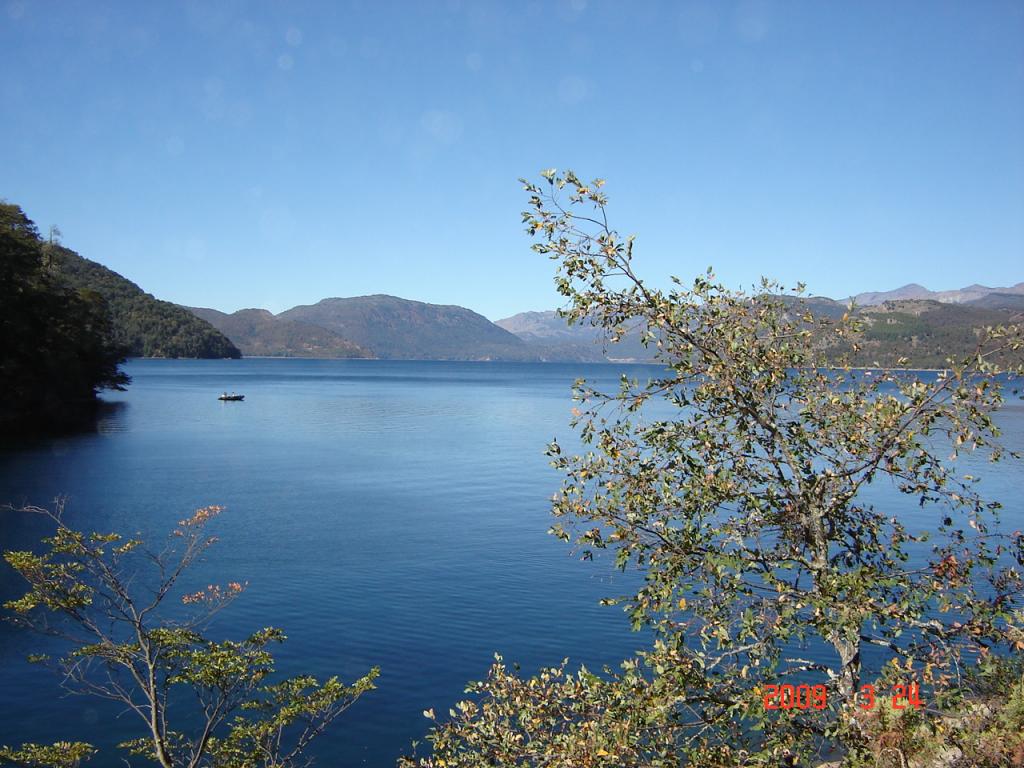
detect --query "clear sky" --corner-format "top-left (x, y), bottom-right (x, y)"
top-left (3, 1), bottom-right (1022, 320)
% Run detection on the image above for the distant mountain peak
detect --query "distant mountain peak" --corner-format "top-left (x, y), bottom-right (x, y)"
top-left (852, 281), bottom-right (1023, 306)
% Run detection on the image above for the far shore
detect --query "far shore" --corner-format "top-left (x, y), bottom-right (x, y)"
top-left (125, 356), bottom-right (968, 373)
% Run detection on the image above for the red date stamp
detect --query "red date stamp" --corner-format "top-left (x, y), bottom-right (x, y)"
top-left (762, 683), bottom-right (924, 711)
top-left (855, 683), bottom-right (924, 710)
top-left (762, 683), bottom-right (828, 710)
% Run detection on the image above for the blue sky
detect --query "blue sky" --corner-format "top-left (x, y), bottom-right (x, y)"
top-left (3, 0), bottom-right (1022, 319)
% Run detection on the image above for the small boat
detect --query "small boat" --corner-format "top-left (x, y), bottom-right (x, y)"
top-left (218, 392), bottom-right (245, 401)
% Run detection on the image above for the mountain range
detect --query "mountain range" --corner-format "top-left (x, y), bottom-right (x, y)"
top-left (179, 281), bottom-right (1022, 369)
top-left (16, 198), bottom-right (1017, 370)
top-left (34, 238), bottom-right (1022, 368)
top-left (851, 282), bottom-right (1024, 306)
top-left (495, 284), bottom-right (1024, 368)
top-left (191, 296), bottom-right (538, 361)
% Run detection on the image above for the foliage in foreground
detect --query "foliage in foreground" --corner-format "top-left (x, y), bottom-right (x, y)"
top-left (1, 504), bottom-right (377, 768)
top-left (406, 654), bottom-right (683, 767)
top-left (403, 654), bottom-right (1024, 768)
top-left (401, 171), bottom-right (1024, 767)
top-left (836, 654), bottom-right (1024, 767)
top-left (0, 742), bottom-right (96, 768)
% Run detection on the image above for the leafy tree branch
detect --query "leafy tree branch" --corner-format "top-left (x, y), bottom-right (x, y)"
top-left (2, 503), bottom-right (377, 768)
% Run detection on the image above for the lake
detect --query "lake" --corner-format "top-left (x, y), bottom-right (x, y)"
top-left (0, 359), bottom-right (1021, 766)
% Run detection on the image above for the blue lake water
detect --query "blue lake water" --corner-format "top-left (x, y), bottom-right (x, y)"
top-left (0, 359), bottom-right (1021, 766)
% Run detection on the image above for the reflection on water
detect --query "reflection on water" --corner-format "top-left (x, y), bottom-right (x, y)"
top-left (1, 400), bottom-right (131, 447)
top-left (93, 400), bottom-right (130, 433)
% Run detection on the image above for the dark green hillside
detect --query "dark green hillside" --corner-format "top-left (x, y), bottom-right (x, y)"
top-left (1, 203), bottom-right (128, 437)
top-left (777, 295), bottom-right (1021, 368)
top-left (831, 300), bottom-right (1021, 368)
top-left (279, 295), bottom-right (539, 360)
top-left (46, 247), bottom-right (240, 359)
top-left (966, 292), bottom-right (1024, 312)
top-left (188, 307), bottom-right (372, 358)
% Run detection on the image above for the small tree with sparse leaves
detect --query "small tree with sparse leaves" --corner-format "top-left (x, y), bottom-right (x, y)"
top-left (2, 503), bottom-right (377, 768)
top-left (400, 171), bottom-right (1024, 767)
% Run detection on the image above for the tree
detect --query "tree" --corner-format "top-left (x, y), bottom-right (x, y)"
top-left (401, 171), bottom-right (1024, 766)
top-left (0, 203), bottom-right (129, 438)
top-left (2, 503), bottom-right (378, 768)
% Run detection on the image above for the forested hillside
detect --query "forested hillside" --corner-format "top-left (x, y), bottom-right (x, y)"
top-left (0, 203), bottom-right (128, 437)
top-left (46, 247), bottom-right (240, 359)
top-left (838, 299), bottom-right (1023, 368)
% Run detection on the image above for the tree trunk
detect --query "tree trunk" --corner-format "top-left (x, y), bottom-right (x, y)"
top-left (833, 634), bottom-right (861, 702)
top-left (805, 500), bottom-right (862, 703)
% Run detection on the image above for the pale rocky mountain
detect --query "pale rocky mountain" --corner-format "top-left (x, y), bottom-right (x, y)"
top-left (495, 310), bottom-right (603, 343)
top-left (851, 283), bottom-right (932, 305)
top-left (853, 282), bottom-right (1024, 306)
top-left (496, 310), bottom-right (655, 362)
top-left (931, 282), bottom-right (1024, 304)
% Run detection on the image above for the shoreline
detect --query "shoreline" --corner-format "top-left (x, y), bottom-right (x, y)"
top-left (123, 356), bottom-right (967, 373)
